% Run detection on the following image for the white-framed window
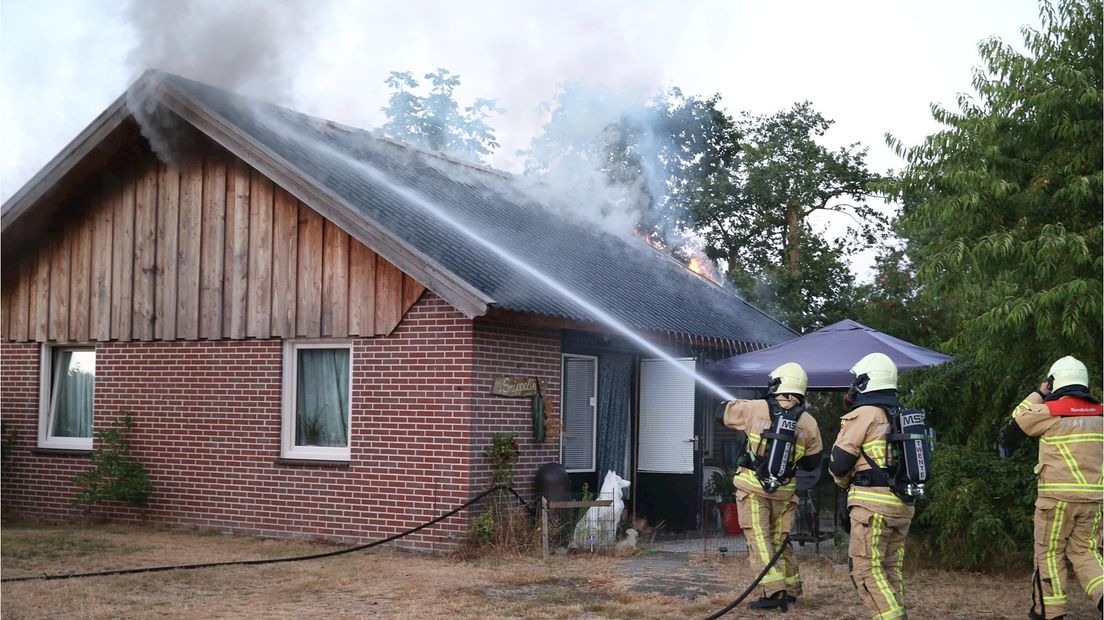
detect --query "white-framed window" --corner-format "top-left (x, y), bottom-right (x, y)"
top-left (281, 340), bottom-right (353, 461)
top-left (560, 354), bottom-right (597, 472)
top-left (38, 345), bottom-right (96, 450)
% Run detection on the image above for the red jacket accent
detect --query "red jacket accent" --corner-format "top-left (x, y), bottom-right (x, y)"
top-left (1046, 396), bottom-right (1103, 417)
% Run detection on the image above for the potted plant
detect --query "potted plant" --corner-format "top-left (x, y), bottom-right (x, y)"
top-left (707, 469), bottom-right (742, 535)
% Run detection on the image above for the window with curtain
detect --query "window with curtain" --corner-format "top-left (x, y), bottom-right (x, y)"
top-left (39, 346), bottom-right (95, 450)
top-left (282, 341), bottom-right (352, 460)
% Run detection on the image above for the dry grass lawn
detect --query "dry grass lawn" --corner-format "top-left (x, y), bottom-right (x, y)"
top-left (1, 519), bottom-right (1098, 619)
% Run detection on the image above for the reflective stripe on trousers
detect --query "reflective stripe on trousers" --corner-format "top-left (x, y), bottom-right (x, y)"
top-left (1033, 499), bottom-right (1104, 618)
top-left (849, 505), bottom-right (909, 620)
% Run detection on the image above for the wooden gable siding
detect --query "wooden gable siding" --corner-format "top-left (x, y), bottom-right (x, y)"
top-left (0, 150), bottom-right (425, 343)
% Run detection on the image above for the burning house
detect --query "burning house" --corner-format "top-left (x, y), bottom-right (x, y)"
top-left (0, 71), bottom-right (794, 549)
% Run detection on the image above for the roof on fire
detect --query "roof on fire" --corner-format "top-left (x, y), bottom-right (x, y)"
top-left (1, 71), bottom-right (795, 346)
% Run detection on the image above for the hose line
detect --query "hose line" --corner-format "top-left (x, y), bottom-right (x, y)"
top-left (703, 535), bottom-right (791, 620)
top-left (3, 484), bottom-right (533, 583)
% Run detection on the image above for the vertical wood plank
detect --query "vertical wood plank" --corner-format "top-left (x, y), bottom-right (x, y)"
top-left (247, 170), bottom-right (273, 338)
top-left (321, 220), bottom-right (349, 337)
top-left (10, 259), bottom-right (30, 342)
top-left (374, 259), bottom-right (403, 335)
top-left (295, 204), bottom-right (323, 338)
top-left (68, 217), bottom-right (92, 341)
top-left (30, 249), bottom-right (51, 342)
top-left (176, 157), bottom-right (202, 340)
top-left (200, 157), bottom-right (226, 340)
top-left (401, 273), bottom-right (425, 312)
top-left (110, 182), bottom-right (136, 341)
top-left (155, 163), bottom-right (180, 340)
top-left (48, 236), bottom-right (70, 342)
top-left (0, 285), bottom-right (9, 341)
top-left (91, 191), bottom-right (115, 341)
top-left (271, 189), bottom-right (298, 338)
top-left (223, 159), bottom-right (250, 339)
top-left (347, 241), bottom-right (376, 337)
top-left (133, 164), bottom-right (159, 341)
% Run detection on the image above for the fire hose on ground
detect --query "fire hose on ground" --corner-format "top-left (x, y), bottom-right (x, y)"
top-left (1, 484), bottom-right (532, 583)
top-left (3, 483), bottom-right (790, 620)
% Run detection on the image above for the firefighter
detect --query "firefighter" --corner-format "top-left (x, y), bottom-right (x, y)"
top-left (829, 352), bottom-right (912, 620)
top-left (723, 362), bottom-right (823, 612)
top-left (1005, 355), bottom-right (1103, 619)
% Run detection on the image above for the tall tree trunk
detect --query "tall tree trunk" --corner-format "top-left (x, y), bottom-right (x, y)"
top-left (785, 202), bottom-right (801, 277)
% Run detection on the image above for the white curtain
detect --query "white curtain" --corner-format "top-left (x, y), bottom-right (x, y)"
top-left (52, 350), bottom-right (94, 438)
top-left (295, 348), bottom-right (350, 447)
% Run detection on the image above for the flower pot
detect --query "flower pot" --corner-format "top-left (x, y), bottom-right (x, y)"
top-left (719, 501), bottom-right (742, 535)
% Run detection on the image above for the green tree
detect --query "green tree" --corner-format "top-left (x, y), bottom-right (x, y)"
top-left (381, 68), bottom-right (501, 163)
top-left (694, 103), bottom-right (885, 331)
top-left (889, 0), bottom-right (1102, 447)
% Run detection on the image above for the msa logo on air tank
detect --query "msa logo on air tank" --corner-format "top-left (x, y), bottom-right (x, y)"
top-left (901, 412), bottom-right (925, 427)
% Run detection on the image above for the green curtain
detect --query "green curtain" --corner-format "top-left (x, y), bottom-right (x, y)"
top-left (52, 350), bottom-right (94, 438)
top-left (295, 349), bottom-right (350, 447)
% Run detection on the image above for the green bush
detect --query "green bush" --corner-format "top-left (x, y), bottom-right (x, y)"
top-left (911, 444), bottom-right (1035, 570)
top-left (73, 414), bottom-right (152, 511)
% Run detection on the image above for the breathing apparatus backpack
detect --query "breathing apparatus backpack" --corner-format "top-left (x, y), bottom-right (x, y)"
top-left (744, 398), bottom-right (806, 493)
top-left (859, 406), bottom-right (935, 504)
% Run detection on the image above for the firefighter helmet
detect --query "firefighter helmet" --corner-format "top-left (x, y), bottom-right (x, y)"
top-left (1047, 356), bottom-right (1089, 391)
top-left (768, 362), bottom-right (808, 397)
top-left (850, 352), bottom-right (898, 393)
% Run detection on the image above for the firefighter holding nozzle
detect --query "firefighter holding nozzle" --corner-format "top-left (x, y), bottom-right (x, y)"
top-left (830, 353), bottom-right (933, 620)
top-left (723, 362), bottom-right (823, 612)
top-left (1002, 355), bottom-right (1103, 619)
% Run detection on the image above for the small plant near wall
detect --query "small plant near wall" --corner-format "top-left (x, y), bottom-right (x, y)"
top-left (465, 432), bottom-right (522, 551)
top-left (72, 413), bottom-right (152, 512)
top-left (486, 432), bottom-right (519, 485)
top-left (1, 422), bottom-right (17, 466)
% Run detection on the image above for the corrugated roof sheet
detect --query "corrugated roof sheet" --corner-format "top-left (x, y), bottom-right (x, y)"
top-left (165, 73), bottom-right (795, 344)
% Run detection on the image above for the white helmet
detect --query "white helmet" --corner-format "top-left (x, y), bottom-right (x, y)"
top-left (1048, 356), bottom-right (1089, 391)
top-left (850, 352), bottom-right (898, 393)
top-left (768, 362), bottom-right (808, 397)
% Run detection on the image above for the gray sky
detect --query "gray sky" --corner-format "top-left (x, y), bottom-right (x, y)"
top-left (2, 0), bottom-right (1041, 213)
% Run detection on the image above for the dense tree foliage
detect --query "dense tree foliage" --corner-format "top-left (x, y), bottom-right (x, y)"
top-left (888, 0), bottom-right (1101, 446)
top-left (381, 69), bottom-right (501, 163)
top-left (872, 0), bottom-right (1102, 571)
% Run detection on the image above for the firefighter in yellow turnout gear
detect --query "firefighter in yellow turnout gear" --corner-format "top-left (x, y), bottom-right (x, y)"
top-left (723, 362), bottom-right (823, 612)
top-left (830, 353), bottom-right (913, 620)
top-left (1005, 356), bottom-right (1103, 620)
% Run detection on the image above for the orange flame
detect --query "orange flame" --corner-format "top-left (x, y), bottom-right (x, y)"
top-left (687, 255), bottom-right (721, 285)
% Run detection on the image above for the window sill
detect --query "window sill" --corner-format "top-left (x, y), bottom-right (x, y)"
top-left (275, 457), bottom-right (351, 467)
top-left (32, 447), bottom-right (92, 457)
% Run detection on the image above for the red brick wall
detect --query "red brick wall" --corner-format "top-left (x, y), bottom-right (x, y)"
top-left (0, 292), bottom-right (476, 552)
top-left (471, 319), bottom-right (561, 502)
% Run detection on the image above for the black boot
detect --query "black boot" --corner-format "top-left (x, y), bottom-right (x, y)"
top-left (748, 591), bottom-right (789, 612)
top-left (1028, 610), bottom-right (1064, 620)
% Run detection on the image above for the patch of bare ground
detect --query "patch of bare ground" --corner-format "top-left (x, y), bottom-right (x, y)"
top-left (1, 520), bottom-right (1098, 619)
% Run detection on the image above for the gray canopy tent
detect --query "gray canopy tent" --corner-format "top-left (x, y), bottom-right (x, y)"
top-left (706, 319), bottom-right (953, 389)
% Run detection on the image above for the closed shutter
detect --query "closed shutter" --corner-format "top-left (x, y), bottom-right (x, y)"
top-left (638, 358), bottom-right (696, 474)
top-left (561, 354), bottom-right (597, 471)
